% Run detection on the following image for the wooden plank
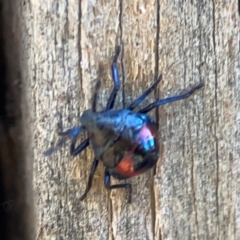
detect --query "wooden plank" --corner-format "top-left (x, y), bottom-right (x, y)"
top-left (109, 1), bottom-right (158, 240)
top-left (156, 0), bottom-right (240, 239)
top-left (1, 0), bottom-right (239, 239)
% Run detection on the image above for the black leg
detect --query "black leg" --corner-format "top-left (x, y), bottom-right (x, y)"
top-left (127, 75), bottom-right (162, 110)
top-left (70, 139), bottom-right (89, 157)
top-left (80, 158), bottom-right (99, 201)
top-left (105, 46), bottom-right (121, 110)
top-left (139, 82), bottom-right (204, 114)
top-left (58, 127), bottom-right (89, 156)
top-left (104, 170), bottom-right (132, 203)
top-left (92, 80), bottom-right (101, 112)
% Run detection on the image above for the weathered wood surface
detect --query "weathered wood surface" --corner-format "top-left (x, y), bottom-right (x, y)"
top-left (2, 0), bottom-right (240, 239)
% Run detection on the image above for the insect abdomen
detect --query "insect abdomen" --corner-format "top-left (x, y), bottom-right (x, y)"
top-left (107, 115), bottom-right (160, 179)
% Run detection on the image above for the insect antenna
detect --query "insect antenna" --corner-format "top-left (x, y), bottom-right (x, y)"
top-left (44, 126), bottom-right (85, 156)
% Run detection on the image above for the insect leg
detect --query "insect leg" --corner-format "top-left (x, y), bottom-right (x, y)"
top-left (80, 157), bottom-right (99, 201)
top-left (127, 75), bottom-right (162, 110)
top-left (58, 127), bottom-right (89, 156)
top-left (138, 82), bottom-right (204, 114)
top-left (70, 139), bottom-right (89, 156)
top-left (105, 46), bottom-right (121, 110)
top-left (104, 170), bottom-right (132, 203)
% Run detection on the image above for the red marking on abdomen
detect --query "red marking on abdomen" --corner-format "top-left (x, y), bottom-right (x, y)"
top-left (115, 124), bottom-right (156, 178)
top-left (115, 154), bottom-right (144, 178)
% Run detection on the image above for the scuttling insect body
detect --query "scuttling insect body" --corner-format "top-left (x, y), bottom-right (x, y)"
top-left (45, 46), bottom-right (203, 203)
top-left (81, 109), bottom-right (159, 180)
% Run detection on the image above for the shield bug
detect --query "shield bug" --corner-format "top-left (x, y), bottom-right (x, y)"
top-left (45, 46), bottom-right (203, 203)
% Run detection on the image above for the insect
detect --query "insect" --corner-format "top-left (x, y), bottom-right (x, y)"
top-left (45, 46), bottom-right (203, 203)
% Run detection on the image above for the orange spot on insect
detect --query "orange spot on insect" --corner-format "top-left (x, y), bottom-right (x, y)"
top-left (115, 123), bottom-right (157, 178)
top-left (115, 152), bottom-right (143, 178)
top-left (115, 154), bottom-right (134, 176)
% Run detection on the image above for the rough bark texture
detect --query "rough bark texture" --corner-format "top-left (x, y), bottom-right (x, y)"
top-left (1, 0), bottom-right (240, 239)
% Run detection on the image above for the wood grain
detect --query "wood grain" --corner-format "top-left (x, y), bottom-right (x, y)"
top-left (1, 0), bottom-right (240, 239)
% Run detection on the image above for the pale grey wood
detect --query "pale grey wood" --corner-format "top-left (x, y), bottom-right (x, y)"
top-left (2, 0), bottom-right (239, 239)
top-left (155, 0), bottom-right (240, 239)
